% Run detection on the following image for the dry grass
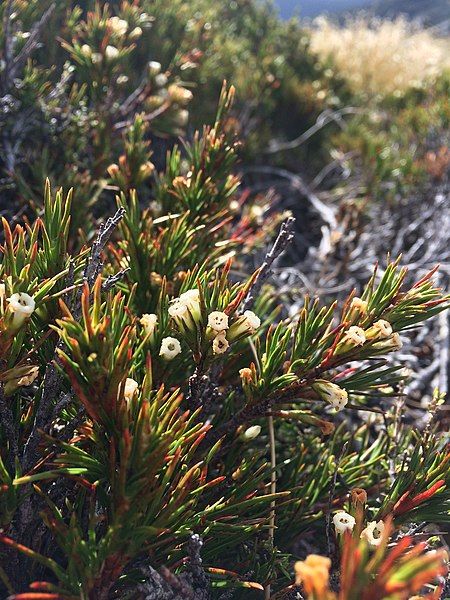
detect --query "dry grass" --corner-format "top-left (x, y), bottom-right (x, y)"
top-left (309, 16), bottom-right (450, 97)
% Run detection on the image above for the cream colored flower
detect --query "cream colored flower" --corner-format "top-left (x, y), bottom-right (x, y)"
top-left (0, 283), bottom-right (5, 300)
top-left (147, 60), bottom-right (162, 76)
top-left (390, 332), bottom-right (403, 349)
top-left (105, 45), bottom-right (119, 61)
top-left (350, 296), bottom-right (368, 312)
top-left (243, 310), bottom-right (261, 330)
top-left (179, 289), bottom-right (200, 306)
top-left (124, 378), bottom-right (139, 402)
top-left (208, 311), bottom-right (229, 332)
top-left (168, 301), bottom-right (188, 318)
top-left (360, 520), bottom-right (385, 547)
top-left (333, 511), bottom-right (356, 534)
top-left (129, 26), bottom-right (142, 40)
top-left (7, 292), bottom-right (36, 329)
top-left (108, 16), bottom-right (128, 36)
top-left (312, 380), bottom-right (348, 411)
top-left (168, 84), bottom-right (193, 106)
top-left (212, 332), bottom-right (229, 355)
top-left (343, 325), bottom-right (366, 346)
top-left (242, 425), bottom-right (261, 441)
top-left (367, 319), bottom-right (393, 340)
top-left (159, 337), bottom-right (181, 360)
top-left (80, 44), bottom-right (92, 57)
top-left (154, 73), bottom-right (168, 87)
top-left (140, 313), bottom-right (158, 336)
top-left (92, 52), bottom-right (102, 64)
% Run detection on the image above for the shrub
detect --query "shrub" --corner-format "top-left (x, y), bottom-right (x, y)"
top-left (0, 85), bottom-right (449, 599)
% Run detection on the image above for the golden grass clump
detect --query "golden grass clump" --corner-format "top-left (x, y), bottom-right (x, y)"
top-left (309, 16), bottom-right (450, 97)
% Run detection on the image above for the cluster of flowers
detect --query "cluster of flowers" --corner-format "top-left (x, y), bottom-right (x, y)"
top-left (80, 15), bottom-right (143, 65)
top-left (332, 511), bottom-right (385, 547)
top-left (310, 298), bottom-right (403, 412)
top-left (140, 289), bottom-right (261, 359)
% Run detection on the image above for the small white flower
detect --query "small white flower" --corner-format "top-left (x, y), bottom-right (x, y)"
top-left (92, 52), bottom-right (103, 64)
top-left (343, 325), bottom-right (366, 346)
top-left (312, 380), bottom-right (348, 411)
top-left (108, 16), bottom-right (128, 36)
top-left (212, 332), bottom-right (229, 355)
top-left (242, 425), bottom-right (261, 441)
top-left (390, 332), bottom-right (403, 350)
top-left (0, 283), bottom-right (5, 300)
top-left (129, 26), bottom-right (142, 40)
top-left (243, 310), bottom-right (261, 331)
top-left (360, 520), bottom-right (385, 547)
top-left (208, 311), bottom-right (229, 332)
top-left (350, 297), bottom-right (368, 312)
top-left (371, 319), bottom-right (393, 339)
top-left (140, 313), bottom-right (158, 336)
top-left (168, 301), bottom-right (188, 318)
top-left (147, 60), bottom-right (162, 76)
top-left (333, 511), bottom-right (356, 534)
top-left (105, 45), bottom-right (120, 61)
top-left (154, 73), bottom-right (168, 87)
top-left (179, 289), bottom-right (200, 306)
top-left (159, 337), bottom-right (182, 360)
top-left (7, 292), bottom-right (35, 329)
top-left (80, 44), bottom-right (92, 57)
top-left (124, 378), bottom-right (139, 402)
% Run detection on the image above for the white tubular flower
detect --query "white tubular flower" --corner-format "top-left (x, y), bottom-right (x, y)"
top-left (212, 332), bottom-right (229, 355)
top-left (7, 292), bottom-right (36, 329)
top-left (140, 313), bottom-right (158, 337)
top-left (208, 311), bottom-right (229, 332)
top-left (0, 283), bottom-right (5, 301)
top-left (105, 45), bottom-right (120, 61)
top-left (243, 310), bottom-right (261, 330)
top-left (350, 297), bottom-right (368, 312)
top-left (154, 73), bottom-right (168, 87)
top-left (80, 44), bottom-right (92, 57)
top-left (390, 332), bottom-right (403, 350)
top-left (124, 378), bottom-right (139, 402)
top-left (129, 26), bottom-right (143, 40)
top-left (373, 332), bottom-right (403, 352)
top-left (242, 425), bottom-right (261, 441)
top-left (360, 520), bottom-right (385, 547)
top-left (159, 337), bottom-right (182, 360)
top-left (343, 325), bottom-right (366, 346)
top-left (168, 301), bottom-right (188, 319)
top-left (147, 60), bottom-right (162, 76)
top-left (332, 511), bottom-right (356, 534)
top-left (179, 289), bottom-right (200, 306)
top-left (312, 380), bottom-right (348, 411)
top-left (366, 319), bottom-right (393, 340)
top-left (108, 16), bottom-right (128, 36)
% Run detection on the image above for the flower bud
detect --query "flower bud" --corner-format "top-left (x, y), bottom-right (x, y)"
top-left (159, 337), bottom-right (181, 360)
top-left (129, 26), bottom-right (142, 40)
top-left (336, 325), bottom-right (366, 353)
top-left (350, 296), bottom-right (368, 312)
top-left (167, 84), bottom-right (193, 106)
top-left (333, 511), bottom-right (356, 534)
top-left (80, 44), bottom-right (92, 57)
top-left (105, 45), bottom-right (120, 61)
top-left (147, 60), bottom-right (162, 76)
top-left (241, 425), bottom-right (261, 441)
top-left (140, 313), bottom-right (158, 339)
top-left (173, 109), bottom-right (189, 127)
top-left (92, 53), bottom-right (103, 64)
top-left (124, 378), bottom-right (139, 402)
